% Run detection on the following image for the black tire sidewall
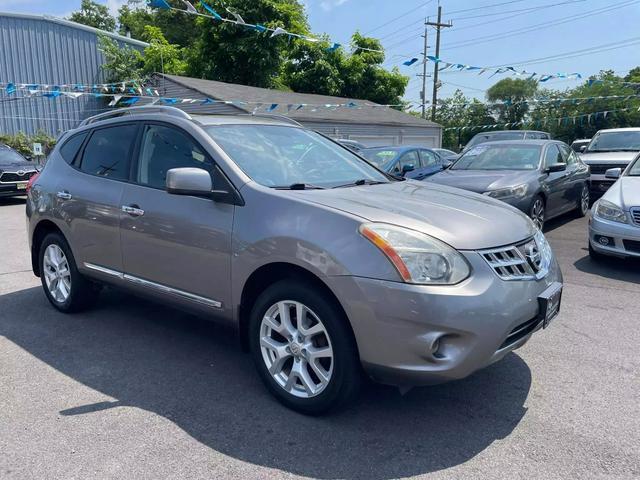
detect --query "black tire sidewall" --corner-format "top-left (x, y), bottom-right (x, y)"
top-left (577, 184), bottom-right (590, 216)
top-left (248, 280), bottom-right (360, 415)
top-left (530, 195), bottom-right (545, 229)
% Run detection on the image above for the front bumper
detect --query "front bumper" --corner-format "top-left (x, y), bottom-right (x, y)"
top-left (330, 252), bottom-right (563, 387)
top-left (0, 183), bottom-right (28, 197)
top-left (589, 174), bottom-right (615, 196)
top-left (589, 214), bottom-right (640, 258)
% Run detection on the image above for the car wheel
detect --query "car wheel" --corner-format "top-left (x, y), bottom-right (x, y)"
top-left (576, 184), bottom-right (590, 217)
top-left (249, 279), bottom-right (361, 415)
top-left (39, 232), bottom-right (100, 313)
top-left (588, 242), bottom-right (605, 262)
top-left (529, 195), bottom-right (545, 230)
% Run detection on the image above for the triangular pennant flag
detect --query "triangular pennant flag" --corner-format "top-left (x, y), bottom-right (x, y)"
top-left (6, 83), bottom-right (16, 95)
top-left (270, 27), bottom-right (288, 38)
top-left (62, 92), bottom-right (83, 99)
top-left (182, 0), bottom-right (198, 14)
top-left (201, 98), bottom-right (214, 105)
top-left (267, 103), bottom-right (278, 112)
top-left (403, 58), bottom-right (419, 66)
top-left (122, 97), bottom-right (140, 105)
top-left (200, 1), bottom-right (222, 20)
top-left (148, 0), bottom-right (171, 10)
top-left (326, 42), bottom-right (341, 52)
top-left (108, 95), bottom-right (122, 106)
top-left (252, 24), bottom-right (267, 32)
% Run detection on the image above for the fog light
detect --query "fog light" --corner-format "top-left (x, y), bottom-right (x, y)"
top-left (595, 235), bottom-right (613, 246)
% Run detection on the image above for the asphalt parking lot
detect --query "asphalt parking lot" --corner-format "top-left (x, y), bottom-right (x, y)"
top-left (1, 197), bottom-right (639, 480)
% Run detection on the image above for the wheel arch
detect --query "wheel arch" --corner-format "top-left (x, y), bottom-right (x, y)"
top-left (31, 220), bottom-right (66, 277)
top-left (237, 262), bottom-right (358, 357)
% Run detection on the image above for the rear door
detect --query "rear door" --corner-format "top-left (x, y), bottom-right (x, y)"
top-left (55, 123), bottom-right (139, 275)
top-left (418, 149), bottom-right (444, 178)
top-left (397, 150), bottom-right (421, 178)
top-left (119, 122), bottom-right (234, 315)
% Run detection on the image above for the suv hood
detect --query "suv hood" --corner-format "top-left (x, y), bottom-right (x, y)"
top-left (602, 176), bottom-right (640, 210)
top-left (299, 180), bottom-right (536, 250)
top-left (426, 169), bottom-right (535, 193)
top-left (580, 151), bottom-right (638, 163)
top-left (0, 160), bottom-right (36, 170)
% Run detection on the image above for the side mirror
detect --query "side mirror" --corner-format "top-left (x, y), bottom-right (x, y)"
top-left (402, 164), bottom-right (415, 174)
top-left (604, 167), bottom-right (622, 180)
top-left (580, 145), bottom-right (587, 153)
top-left (442, 161), bottom-right (453, 169)
top-left (166, 167), bottom-right (212, 197)
top-left (546, 163), bottom-right (567, 173)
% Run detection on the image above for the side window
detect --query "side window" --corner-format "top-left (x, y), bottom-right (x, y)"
top-left (543, 144), bottom-right (563, 167)
top-left (558, 144), bottom-right (573, 164)
top-left (59, 132), bottom-right (88, 165)
top-left (137, 125), bottom-right (212, 189)
top-left (398, 151), bottom-right (419, 171)
top-left (419, 149), bottom-right (438, 167)
top-left (79, 125), bottom-right (137, 180)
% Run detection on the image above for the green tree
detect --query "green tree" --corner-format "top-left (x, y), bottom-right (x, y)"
top-left (69, 0), bottom-right (116, 32)
top-left (97, 34), bottom-right (143, 83)
top-left (141, 26), bottom-right (188, 76)
top-left (486, 78), bottom-right (538, 124)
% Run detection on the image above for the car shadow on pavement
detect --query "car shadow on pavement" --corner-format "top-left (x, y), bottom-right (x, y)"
top-left (574, 251), bottom-right (640, 285)
top-left (0, 197), bottom-right (26, 206)
top-left (0, 286), bottom-right (532, 479)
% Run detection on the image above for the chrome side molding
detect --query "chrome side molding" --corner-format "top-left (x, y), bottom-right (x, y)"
top-left (83, 263), bottom-right (222, 308)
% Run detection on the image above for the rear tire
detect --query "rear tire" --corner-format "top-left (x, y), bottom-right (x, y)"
top-left (529, 195), bottom-right (546, 230)
top-left (576, 183), bottom-right (590, 217)
top-left (249, 279), bottom-right (361, 415)
top-left (39, 232), bottom-right (100, 313)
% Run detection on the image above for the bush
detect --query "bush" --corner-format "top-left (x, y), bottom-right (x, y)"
top-left (0, 131), bottom-right (57, 159)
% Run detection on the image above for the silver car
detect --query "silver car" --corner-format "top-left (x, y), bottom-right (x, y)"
top-left (26, 107), bottom-right (563, 414)
top-left (589, 154), bottom-right (640, 259)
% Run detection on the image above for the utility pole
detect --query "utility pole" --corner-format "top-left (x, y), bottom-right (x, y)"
top-left (427, 5), bottom-right (452, 122)
top-left (420, 19), bottom-right (429, 119)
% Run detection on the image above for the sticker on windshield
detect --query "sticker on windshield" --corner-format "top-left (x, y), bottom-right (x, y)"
top-left (467, 145), bottom-right (489, 155)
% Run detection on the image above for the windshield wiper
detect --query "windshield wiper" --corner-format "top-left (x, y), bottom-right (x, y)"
top-left (332, 179), bottom-right (389, 189)
top-left (273, 183), bottom-right (326, 190)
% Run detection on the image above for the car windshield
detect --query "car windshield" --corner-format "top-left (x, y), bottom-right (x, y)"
top-left (359, 149), bottom-right (400, 169)
top-left (627, 156), bottom-right (640, 176)
top-left (452, 144), bottom-right (541, 171)
top-left (205, 125), bottom-right (389, 188)
top-left (466, 132), bottom-right (525, 148)
top-left (587, 131), bottom-right (640, 152)
top-left (0, 148), bottom-right (26, 165)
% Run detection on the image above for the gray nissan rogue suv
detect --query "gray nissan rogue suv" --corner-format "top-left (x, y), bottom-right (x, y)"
top-left (27, 107), bottom-right (563, 414)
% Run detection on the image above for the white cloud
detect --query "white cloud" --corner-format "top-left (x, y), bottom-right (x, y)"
top-left (319, 0), bottom-right (350, 12)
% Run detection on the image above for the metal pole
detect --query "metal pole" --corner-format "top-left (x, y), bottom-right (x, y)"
top-left (427, 6), bottom-right (452, 122)
top-left (421, 19), bottom-right (428, 119)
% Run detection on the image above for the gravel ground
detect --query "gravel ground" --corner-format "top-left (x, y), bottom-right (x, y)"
top-left (1, 197), bottom-right (639, 480)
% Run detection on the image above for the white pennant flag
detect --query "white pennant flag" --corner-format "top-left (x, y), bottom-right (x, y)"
top-left (62, 92), bottom-right (83, 99)
top-left (270, 27), bottom-right (288, 38)
top-left (182, 0), bottom-right (198, 14)
top-left (108, 95), bottom-right (122, 107)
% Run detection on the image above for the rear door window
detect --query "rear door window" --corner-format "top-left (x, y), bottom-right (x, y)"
top-left (398, 151), bottom-right (419, 171)
top-left (419, 149), bottom-right (438, 167)
top-left (79, 125), bottom-right (138, 181)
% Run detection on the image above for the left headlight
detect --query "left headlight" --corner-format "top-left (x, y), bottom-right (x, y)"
top-left (483, 183), bottom-right (528, 200)
top-left (594, 199), bottom-right (627, 224)
top-left (359, 223), bottom-right (471, 285)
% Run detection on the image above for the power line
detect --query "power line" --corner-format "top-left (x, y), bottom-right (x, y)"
top-left (448, 0), bottom-right (585, 21)
top-left (362, 0), bottom-right (434, 36)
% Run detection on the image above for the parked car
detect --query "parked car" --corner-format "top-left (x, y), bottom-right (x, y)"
top-left (27, 107), bottom-right (563, 414)
top-left (578, 128), bottom-right (640, 197)
top-left (336, 139), bottom-right (367, 153)
top-left (0, 144), bottom-right (39, 198)
top-left (427, 140), bottom-right (590, 230)
top-left (360, 146), bottom-right (451, 180)
top-left (464, 130), bottom-right (551, 151)
top-left (589, 153), bottom-right (640, 260)
top-left (570, 138), bottom-right (591, 152)
top-left (433, 147), bottom-right (459, 161)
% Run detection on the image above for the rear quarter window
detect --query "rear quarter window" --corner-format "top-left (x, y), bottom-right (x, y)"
top-left (59, 132), bottom-right (88, 164)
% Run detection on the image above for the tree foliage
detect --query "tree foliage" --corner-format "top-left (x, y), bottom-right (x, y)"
top-left (141, 26), bottom-right (188, 76)
top-left (97, 34), bottom-right (143, 83)
top-left (486, 78), bottom-right (538, 124)
top-left (69, 0), bottom-right (116, 32)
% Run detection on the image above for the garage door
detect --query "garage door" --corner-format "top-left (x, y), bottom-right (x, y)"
top-left (400, 136), bottom-right (438, 147)
top-left (348, 136), bottom-right (397, 148)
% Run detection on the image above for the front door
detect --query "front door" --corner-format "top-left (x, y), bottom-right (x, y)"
top-left (119, 123), bottom-right (234, 315)
top-left (542, 144), bottom-right (571, 217)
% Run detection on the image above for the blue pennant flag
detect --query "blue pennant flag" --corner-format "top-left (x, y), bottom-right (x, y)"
top-left (148, 0), bottom-right (171, 10)
top-left (43, 91), bottom-right (61, 98)
top-left (267, 103), bottom-right (278, 112)
top-left (6, 83), bottom-right (16, 95)
top-left (347, 102), bottom-right (358, 108)
top-left (326, 42), bottom-right (341, 52)
top-left (162, 98), bottom-right (178, 105)
top-left (201, 98), bottom-right (214, 105)
top-left (252, 24), bottom-right (267, 32)
top-left (201, 1), bottom-right (222, 20)
top-left (426, 55), bottom-right (440, 63)
top-left (122, 97), bottom-right (140, 105)
top-left (403, 58), bottom-right (419, 66)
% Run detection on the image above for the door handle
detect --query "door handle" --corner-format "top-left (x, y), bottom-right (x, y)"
top-left (56, 191), bottom-right (72, 200)
top-left (121, 205), bottom-right (145, 217)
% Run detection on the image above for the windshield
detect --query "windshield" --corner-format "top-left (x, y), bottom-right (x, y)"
top-left (452, 144), bottom-right (541, 171)
top-left (360, 149), bottom-right (399, 169)
top-left (587, 131), bottom-right (640, 152)
top-left (0, 148), bottom-right (27, 165)
top-left (205, 125), bottom-right (389, 188)
top-left (466, 132), bottom-right (525, 149)
top-left (627, 155), bottom-right (640, 176)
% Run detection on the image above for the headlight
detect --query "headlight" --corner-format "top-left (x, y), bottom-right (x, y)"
top-left (594, 199), bottom-right (627, 224)
top-left (359, 223), bottom-right (470, 285)
top-left (483, 183), bottom-right (528, 200)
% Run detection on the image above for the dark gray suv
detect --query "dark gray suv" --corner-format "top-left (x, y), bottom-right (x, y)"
top-left (27, 107), bottom-right (563, 414)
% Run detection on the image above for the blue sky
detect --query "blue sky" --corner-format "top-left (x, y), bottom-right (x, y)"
top-left (2, 0), bottom-right (639, 104)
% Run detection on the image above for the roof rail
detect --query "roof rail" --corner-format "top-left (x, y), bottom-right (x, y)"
top-left (79, 106), bottom-right (192, 126)
top-left (247, 113), bottom-right (303, 127)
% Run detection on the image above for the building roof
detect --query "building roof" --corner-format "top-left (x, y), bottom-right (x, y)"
top-left (0, 11), bottom-right (149, 48)
top-left (159, 74), bottom-right (440, 128)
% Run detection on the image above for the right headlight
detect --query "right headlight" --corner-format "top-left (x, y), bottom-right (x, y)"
top-left (359, 223), bottom-right (470, 285)
top-left (594, 199), bottom-right (627, 224)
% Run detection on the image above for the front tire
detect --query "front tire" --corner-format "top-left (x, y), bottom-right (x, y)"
top-left (588, 242), bottom-right (605, 262)
top-left (529, 195), bottom-right (546, 230)
top-left (39, 232), bottom-right (99, 313)
top-left (249, 280), bottom-right (361, 415)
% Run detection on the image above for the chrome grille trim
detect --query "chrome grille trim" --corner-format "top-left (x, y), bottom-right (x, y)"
top-left (630, 207), bottom-right (640, 226)
top-left (478, 231), bottom-right (552, 281)
top-left (0, 170), bottom-right (38, 184)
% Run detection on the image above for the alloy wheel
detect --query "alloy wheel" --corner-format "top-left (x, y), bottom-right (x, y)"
top-left (259, 300), bottom-right (334, 399)
top-left (580, 185), bottom-right (590, 214)
top-left (531, 198), bottom-right (545, 230)
top-left (43, 244), bottom-right (72, 303)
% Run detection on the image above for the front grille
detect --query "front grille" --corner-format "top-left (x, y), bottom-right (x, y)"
top-left (0, 171), bottom-right (37, 183)
top-left (623, 239), bottom-right (640, 254)
top-left (631, 207), bottom-right (640, 226)
top-left (587, 163), bottom-right (628, 175)
top-left (479, 231), bottom-right (552, 281)
top-left (499, 316), bottom-right (542, 350)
